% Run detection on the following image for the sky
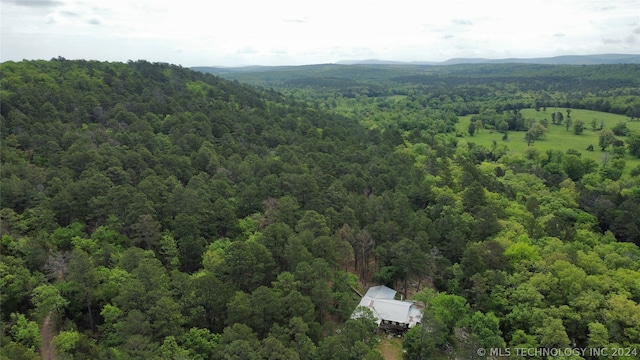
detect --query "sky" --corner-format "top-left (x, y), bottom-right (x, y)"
top-left (1, 0), bottom-right (639, 67)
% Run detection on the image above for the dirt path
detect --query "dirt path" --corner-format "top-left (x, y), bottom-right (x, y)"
top-left (378, 336), bottom-right (403, 360)
top-left (39, 313), bottom-right (57, 360)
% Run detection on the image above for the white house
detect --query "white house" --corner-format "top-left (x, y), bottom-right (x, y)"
top-left (351, 285), bottom-right (423, 333)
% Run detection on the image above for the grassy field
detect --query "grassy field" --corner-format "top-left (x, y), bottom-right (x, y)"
top-left (377, 335), bottom-right (403, 360)
top-left (456, 108), bottom-right (640, 176)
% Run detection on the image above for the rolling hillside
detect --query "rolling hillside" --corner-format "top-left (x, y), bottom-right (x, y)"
top-left (2, 59), bottom-right (640, 360)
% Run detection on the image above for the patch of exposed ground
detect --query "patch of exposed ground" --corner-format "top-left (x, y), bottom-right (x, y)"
top-left (39, 313), bottom-right (56, 360)
top-left (378, 335), bottom-right (403, 360)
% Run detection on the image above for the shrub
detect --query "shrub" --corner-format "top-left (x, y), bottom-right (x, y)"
top-left (612, 122), bottom-right (629, 136)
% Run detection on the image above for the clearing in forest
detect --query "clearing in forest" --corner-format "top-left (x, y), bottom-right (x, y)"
top-left (457, 108), bottom-right (640, 176)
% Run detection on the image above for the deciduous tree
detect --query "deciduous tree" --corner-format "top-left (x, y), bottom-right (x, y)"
top-left (598, 129), bottom-right (616, 151)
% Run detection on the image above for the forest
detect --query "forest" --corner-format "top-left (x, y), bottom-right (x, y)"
top-left (1, 58), bottom-right (640, 359)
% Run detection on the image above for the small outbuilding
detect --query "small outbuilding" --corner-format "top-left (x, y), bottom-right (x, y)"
top-left (351, 285), bottom-right (423, 333)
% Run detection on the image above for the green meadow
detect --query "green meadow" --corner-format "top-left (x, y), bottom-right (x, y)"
top-left (457, 108), bottom-right (640, 176)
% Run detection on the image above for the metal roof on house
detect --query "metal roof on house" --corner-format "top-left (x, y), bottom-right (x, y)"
top-left (363, 285), bottom-right (397, 300)
top-left (352, 285), bottom-right (423, 328)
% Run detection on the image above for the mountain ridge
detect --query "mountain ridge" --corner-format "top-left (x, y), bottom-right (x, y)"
top-left (193, 54), bottom-right (640, 73)
top-left (320, 54), bottom-right (640, 65)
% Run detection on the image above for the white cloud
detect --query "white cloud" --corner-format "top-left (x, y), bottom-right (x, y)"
top-left (2, 0), bottom-right (63, 8)
top-left (1, 0), bottom-right (639, 66)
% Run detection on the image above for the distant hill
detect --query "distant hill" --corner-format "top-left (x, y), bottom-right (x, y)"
top-left (339, 54), bottom-right (640, 65)
top-left (194, 54), bottom-right (640, 74)
top-left (190, 65), bottom-right (296, 74)
top-left (440, 54), bottom-right (640, 65)
top-left (192, 60), bottom-right (640, 93)
top-left (191, 54), bottom-right (640, 78)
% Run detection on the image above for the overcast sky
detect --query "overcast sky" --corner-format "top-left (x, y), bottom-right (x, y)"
top-left (1, 0), bottom-right (639, 66)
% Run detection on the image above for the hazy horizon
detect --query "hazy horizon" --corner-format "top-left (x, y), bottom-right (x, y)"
top-left (2, 0), bottom-right (639, 67)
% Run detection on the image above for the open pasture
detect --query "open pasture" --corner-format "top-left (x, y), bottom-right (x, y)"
top-left (457, 108), bottom-right (640, 175)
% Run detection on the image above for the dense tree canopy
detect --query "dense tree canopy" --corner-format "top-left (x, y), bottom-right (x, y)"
top-left (2, 59), bottom-right (640, 359)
